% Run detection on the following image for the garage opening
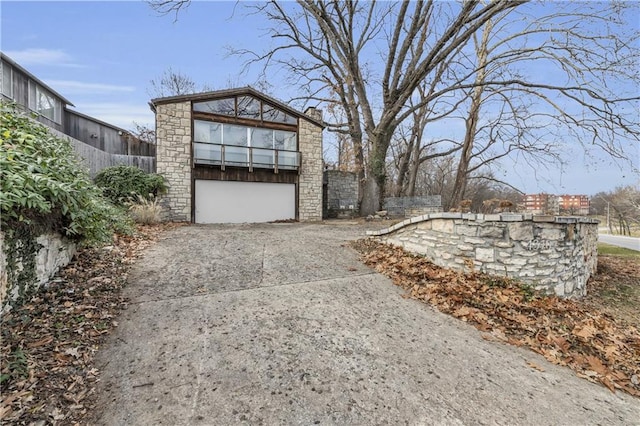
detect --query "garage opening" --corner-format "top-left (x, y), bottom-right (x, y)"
top-left (195, 180), bottom-right (296, 224)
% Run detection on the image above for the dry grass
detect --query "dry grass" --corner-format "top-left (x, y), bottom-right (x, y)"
top-left (128, 196), bottom-right (162, 224)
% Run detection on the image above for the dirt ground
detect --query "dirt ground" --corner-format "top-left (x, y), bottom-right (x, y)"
top-left (584, 247), bottom-right (640, 328)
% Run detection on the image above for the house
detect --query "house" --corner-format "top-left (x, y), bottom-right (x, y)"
top-left (0, 52), bottom-right (155, 175)
top-left (150, 87), bottom-right (324, 223)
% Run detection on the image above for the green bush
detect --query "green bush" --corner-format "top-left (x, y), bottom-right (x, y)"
top-left (94, 165), bottom-right (167, 205)
top-left (0, 102), bottom-right (132, 243)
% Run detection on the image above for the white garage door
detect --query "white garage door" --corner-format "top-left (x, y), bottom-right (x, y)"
top-left (195, 180), bottom-right (295, 224)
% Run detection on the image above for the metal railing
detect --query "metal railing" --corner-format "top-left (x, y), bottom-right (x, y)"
top-left (193, 142), bottom-right (300, 172)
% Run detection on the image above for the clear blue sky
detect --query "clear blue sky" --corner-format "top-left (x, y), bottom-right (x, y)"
top-left (1, 0), bottom-right (638, 195)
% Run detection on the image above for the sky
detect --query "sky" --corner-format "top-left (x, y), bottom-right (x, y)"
top-left (1, 0), bottom-right (638, 196)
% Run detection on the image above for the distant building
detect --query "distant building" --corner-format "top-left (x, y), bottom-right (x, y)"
top-left (524, 193), bottom-right (557, 214)
top-left (557, 194), bottom-right (590, 215)
top-left (0, 52), bottom-right (155, 175)
top-left (523, 193), bottom-right (589, 215)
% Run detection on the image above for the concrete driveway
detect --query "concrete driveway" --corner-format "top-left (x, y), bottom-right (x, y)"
top-left (94, 223), bottom-right (639, 425)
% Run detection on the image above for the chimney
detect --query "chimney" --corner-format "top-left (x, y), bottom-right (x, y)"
top-left (304, 106), bottom-right (323, 122)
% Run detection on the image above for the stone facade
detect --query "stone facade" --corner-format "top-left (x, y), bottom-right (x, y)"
top-left (298, 107), bottom-right (324, 221)
top-left (155, 101), bottom-right (192, 221)
top-left (367, 213), bottom-right (599, 298)
top-left (323, 170), bottom-right (359, 218)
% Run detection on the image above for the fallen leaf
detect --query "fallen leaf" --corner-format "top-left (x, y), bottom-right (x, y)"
top-left (526, 361), bottom-right (546, 372)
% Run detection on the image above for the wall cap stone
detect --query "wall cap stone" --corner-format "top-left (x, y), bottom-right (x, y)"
top-left (368, 214), bottom-right (600, 237)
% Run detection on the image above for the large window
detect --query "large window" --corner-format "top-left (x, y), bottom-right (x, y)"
top-left (193, 95), bottom-right (297, 125)
top-left (193, 119), bottom-right (298, 170)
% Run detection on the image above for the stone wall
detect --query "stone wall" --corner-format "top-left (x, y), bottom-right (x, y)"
top-left (155, 101), bottom-right (192, 221)
top-left (323, 170), bottom-right (359, 218)
top-left (1, 231), bottom-right (76, 315)
top-left (367, 213), bottom-right (599, 298)
top-left (383, 195), bottom-right (442, 218)
top-left (298, 108), bottom-right (324, 221)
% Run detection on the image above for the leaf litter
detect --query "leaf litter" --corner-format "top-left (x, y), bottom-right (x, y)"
top-left (351, 239), bottom-right (640, 398)
top-left (1, 223), bottom-right (184, 425)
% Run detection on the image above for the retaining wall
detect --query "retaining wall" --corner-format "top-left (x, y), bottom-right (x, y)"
top-left (367, 213), bottom-right (599, 298)
top-left (383, 195), bottom-right (442, 218)
top-left (1, 231), bottom-right (76, 314)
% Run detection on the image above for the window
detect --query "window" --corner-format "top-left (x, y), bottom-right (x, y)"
top-left (194, 120), bottom-right (222, 144)
top-left (274, 130), bottom-right (296, 151)
top-left (263, 103), bottom-right (297, 124)
top-left (237, 96), bottom-right (260, 119)
top-left (36, 88), bottom-right (58, 122)
top-left (1, 62), bottom-right (12, 98)
top-left (193, 98), bottom-right (235, 116)
top-left (193, 119), bottom-right (298, 169)
top-left (27, 82), bottom-right (61, 123)
top-left (194, 95), bottom-right (298, 125)
top-left (224, 124), bottom-right (248, 146)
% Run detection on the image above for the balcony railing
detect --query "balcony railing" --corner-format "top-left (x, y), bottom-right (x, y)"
top-left (194, 142), bottom-right (300, 172)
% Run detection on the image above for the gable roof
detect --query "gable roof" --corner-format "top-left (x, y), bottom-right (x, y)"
top-left (149, 86), bottom-right (324, 128)
top-left (1, 52), bottom-right (75, 107)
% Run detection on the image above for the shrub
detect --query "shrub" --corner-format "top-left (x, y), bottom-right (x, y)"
top-left (94, 165), bottom-right (167, 205)
top-left (0, 102), bottom-right (132, 243)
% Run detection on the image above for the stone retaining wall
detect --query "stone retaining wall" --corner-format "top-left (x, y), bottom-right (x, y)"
top-left (383, 195), bottom-right (442, 218)
top-left (367, 213), bottom-right (599, 298)
top-left (1, 231), bottom-right (76, 314)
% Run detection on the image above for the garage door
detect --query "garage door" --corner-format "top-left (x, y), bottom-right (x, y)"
top-left (195, 180), bottom-right (295, 224)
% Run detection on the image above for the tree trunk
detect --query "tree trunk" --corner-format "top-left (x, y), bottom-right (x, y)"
top-left (449, 20), bottom-right (492, 210)
top-left (361, 177), bottom-right (381, 216)
top-left (361, 130), bottom-right (392, 215)
top-left (393, 141), bottom-right (413, 197)
top-left (406, 137), bottom-right (423, 196)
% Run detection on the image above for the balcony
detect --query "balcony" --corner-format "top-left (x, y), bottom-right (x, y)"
top-left (194, 142), bottom-right (300, 172)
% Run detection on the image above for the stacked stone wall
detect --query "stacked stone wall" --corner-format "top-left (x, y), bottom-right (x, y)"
top-left (155, 102), bottom-right (192, 221)
top-left (1, 232), bottom-right (76, 315)
top-left (367, 213), bottom-right (599, 298)
top-left (383, 196), bottom-right (442, 217)
top-left (299, 108), bottom-right (324, 221)
top-left (324, 170), bottom-right (359, 218)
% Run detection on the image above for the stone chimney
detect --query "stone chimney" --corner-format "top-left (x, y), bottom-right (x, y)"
top-left (304, 106), bottom-right (323, 123)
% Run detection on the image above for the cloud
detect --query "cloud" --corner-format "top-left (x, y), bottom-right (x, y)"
top-left (73, 103), bottom-right (154, 130)
top-left (46, 80), bottom-right (136, 95)
top-left (3, 48), bottom-right (84, 67)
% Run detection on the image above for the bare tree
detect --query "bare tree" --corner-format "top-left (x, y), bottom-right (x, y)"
top-left (595, 185), bottom-right (640, 236)
top-left (151, 0), bottom-right (639, 215)
top-left (445, 4), bottom-right (640, 207)
top-left (223, 0), bottom-right (524, 214)
top-left (131, 121), bottom-right (156, 145)
top-left (149, 67), bottom-right (198, 98)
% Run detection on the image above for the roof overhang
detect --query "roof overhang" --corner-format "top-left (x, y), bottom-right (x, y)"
top-left (1, 51), bottom-right (75, 107)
